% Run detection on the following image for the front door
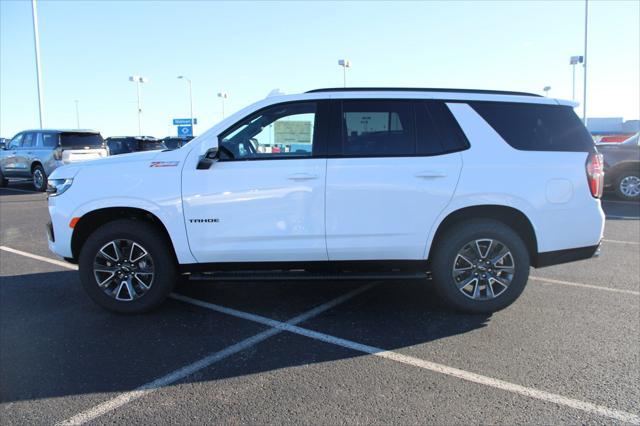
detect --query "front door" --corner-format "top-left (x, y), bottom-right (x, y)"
top-left (14, 132), bottom-right (36, 177)
top-left (325, 99), bottom-right (465, 260)
top-left (182, 101), bottom-right (329, 263)
top-left (0, 133), bottom-right (23, 176)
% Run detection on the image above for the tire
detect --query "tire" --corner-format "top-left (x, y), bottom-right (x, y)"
top-left (614, 169), bottom-right (640, 201)
top-left (0, 169), bottom-right (7, 188)
top-left (78, 219), bottom-right (178, 314)
top-left (430, 219), bottom-right (530, 314)
top-left (32, 164), bottom-right (47, 192)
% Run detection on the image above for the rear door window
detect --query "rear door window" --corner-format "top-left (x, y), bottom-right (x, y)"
top-left (471, 102), bottom-right (595, 152)
top-left (341, 100), bottom-right (415, 156)
top-left (60, 133), bottom-right (104, 148)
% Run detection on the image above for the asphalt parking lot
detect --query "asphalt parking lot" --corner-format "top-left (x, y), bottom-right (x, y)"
top-left (1, 180), bottom-right (639, 425)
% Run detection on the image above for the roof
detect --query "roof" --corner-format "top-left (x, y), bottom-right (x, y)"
top-left (306, 87), bottom-right (542, 97)
top-left (20, 129), bottom-right (100, 134)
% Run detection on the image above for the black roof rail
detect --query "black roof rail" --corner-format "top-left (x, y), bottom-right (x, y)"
top-left (305, 87), bottom-right (542, 97)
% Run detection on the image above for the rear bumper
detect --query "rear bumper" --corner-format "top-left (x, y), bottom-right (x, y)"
top-left (534, 243), bottom-right (601, 268)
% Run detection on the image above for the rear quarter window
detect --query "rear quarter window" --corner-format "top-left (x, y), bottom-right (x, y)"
top-left (471, 102), bottom-right (595, 152)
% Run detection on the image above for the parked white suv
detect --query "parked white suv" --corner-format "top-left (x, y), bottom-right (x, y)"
top-left (47, 88), bottom-right (605, 314)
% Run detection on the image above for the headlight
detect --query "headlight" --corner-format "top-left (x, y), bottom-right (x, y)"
top-left (47, 178), bottom-right (73, 197)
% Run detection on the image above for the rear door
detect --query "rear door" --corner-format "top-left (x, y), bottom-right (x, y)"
top-left (182, 101), bottom-right (329, 263)
top-left (325, 99), bottom-right (465, 260)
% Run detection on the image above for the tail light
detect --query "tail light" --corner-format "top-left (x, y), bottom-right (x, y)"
top-left (53, 147), bottom-right (63, 160)
top-left (586, 152), bottom-right (604, 198)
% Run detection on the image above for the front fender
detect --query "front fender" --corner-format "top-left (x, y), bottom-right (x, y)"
top-left (68, 197), bottom-right (196, 264)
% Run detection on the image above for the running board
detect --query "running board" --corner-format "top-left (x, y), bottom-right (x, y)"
top-left (186, 270), bottom-right (431, 282)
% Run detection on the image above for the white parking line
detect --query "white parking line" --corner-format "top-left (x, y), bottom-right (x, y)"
top-left (530, 276), bottom-right (640, 296)
top-left (57, 285), bottom-right (376, 425)
top-left (3, 245), bottom-right (639, 424)
top-left (606, 215), bottom-right (638, 220)
top-left (0, 246), bottom-right (78, 270)
top-left (169, 294), bottom-right (640, 425)
top-left (603, 238), bottom-right (640, 246)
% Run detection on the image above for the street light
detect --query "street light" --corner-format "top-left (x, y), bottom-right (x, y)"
top-left (582, 0), bottom-right (589, 124)
top-left (338, 59), bottom-right (351, 88)
top-left (543, 86), bottom-right (551, 97)
top-left (177, 75), bottom-right (193, 132)
top-left (569, 55), bottom-right (584, 101)
top-left (31, 0), bottom-right (44, 128)
top-left (217, 92), bottom-right (228, 119)
top-left (128, 75), bottom-right (148, 136)
top-left (74, 100), bottom-right (80, 128)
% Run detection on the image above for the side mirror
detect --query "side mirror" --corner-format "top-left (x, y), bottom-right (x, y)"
top-left (197, 148), bottom-right (218, 170)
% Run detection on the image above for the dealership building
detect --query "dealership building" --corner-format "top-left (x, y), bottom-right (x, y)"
top-left (587, 117), bottom-right (639, 142)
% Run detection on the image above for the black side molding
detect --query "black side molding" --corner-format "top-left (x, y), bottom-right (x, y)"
top-left (534, 243), bottom-right (601, 268)
top-left (179, 259), bottom-right (429, 274)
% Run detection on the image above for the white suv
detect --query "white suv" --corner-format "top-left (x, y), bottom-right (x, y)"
top-left (46, 88), bottom-right (605, 314)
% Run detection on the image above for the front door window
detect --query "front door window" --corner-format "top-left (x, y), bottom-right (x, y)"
top-left (219, 103), bottom-right (316, 160)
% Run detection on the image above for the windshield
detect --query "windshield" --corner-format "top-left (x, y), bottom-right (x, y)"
top-left (60, 133), bottom-right (104, 148)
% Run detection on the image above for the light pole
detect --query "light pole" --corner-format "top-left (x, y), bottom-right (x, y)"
top-left (177, 76), bottom-right (193, 132)
top-left (543, 86), bottom-right (551, 97)
top-left (338, 59), bottom-right (351, 87)
top-left (569, 56), bottom-right (584, 101)
top-left (74, 100), bottom-right (80, 128)
top-left (218, 92), bottom-right (228, 119)
top-left (128, 75), bottom-right (148, 136)
top-left (582, 0), bottom-right (589, 124)
top-left (31, 0), bottom-right (44, 128)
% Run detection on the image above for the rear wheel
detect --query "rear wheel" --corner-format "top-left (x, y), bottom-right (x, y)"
top-left (32, 165), bottom-right (47, 192)
top-left (431, 219), bottom-right (530, 314)
top-left (78, 219), bottom-right (178, 314)
top-left (615, 169), bottom-right (640, 201)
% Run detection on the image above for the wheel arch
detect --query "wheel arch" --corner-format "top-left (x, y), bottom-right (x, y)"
top-left (70, 207), bottom-right (177, 264)
top-left (31, 161), bottom-right (43, 174)
top-left (427, 204), bottom-right (540, 266)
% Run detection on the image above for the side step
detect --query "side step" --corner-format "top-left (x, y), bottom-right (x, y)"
top-left (187, 270), bottom-right (431, 282)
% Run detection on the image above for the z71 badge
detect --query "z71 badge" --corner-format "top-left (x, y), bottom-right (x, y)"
top-left (149, 161), bottom-right (179, 168)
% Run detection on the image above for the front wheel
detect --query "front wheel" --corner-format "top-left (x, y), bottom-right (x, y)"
top-left (32, 165), bottom-right (47, 192)
top-left (78, 219), bottom-right (178, 314)
top-left (615, 170), bottom-right (640, 201)
top-left (431, 219), bottom-right (530, 314)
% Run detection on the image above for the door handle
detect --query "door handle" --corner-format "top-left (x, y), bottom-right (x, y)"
top-left (415, 171), bottom-right (447, 179)
top-left (287, 173), bottom-right (318, 181)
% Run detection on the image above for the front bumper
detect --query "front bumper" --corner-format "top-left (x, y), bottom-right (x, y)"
top-left (534, 242), bottom-right (601, 268)
top-left (47, 197), bottom-right (74, 259)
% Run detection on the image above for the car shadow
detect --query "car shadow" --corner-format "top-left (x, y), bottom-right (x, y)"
top-left (0, 270), bottom-right (490, 404)
top-left (601, 198), bottom-right (640, 220)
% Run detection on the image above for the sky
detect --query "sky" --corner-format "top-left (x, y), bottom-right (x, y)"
top-left (1, 0), bottom-right (638, 138)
